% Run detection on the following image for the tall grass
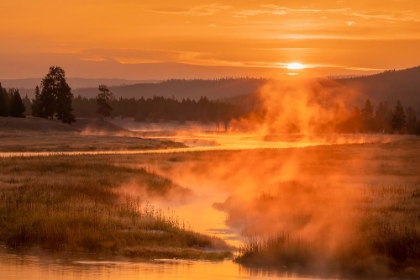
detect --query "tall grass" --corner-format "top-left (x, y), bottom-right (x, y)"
top-left (235, 184), bottom-right (420, 276)
top-left (0, 155), bottom-right (231, 259)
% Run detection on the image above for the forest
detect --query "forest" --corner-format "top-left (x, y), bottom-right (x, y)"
top-left (1, 67), bottom-right (420, 135)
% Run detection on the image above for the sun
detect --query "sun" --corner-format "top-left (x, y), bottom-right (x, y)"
top-left (287, 62), bottom-right (306, 70)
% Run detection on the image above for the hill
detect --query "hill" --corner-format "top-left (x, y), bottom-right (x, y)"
top-left (337, 66), bottom-right (420, 109)
top-left (72, 78), bottom-right (268, 101)
top-left (222, 66), bottom-right (420, 113)
top-left (0, 78), bottom-right (159, 97)
top-left (73, 66), bottom-right (420, 108)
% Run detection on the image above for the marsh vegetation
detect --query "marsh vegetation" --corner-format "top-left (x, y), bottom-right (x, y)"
top-left (1, 114), bottom-right (420, 277)
top-left (0, 155), bottom-right (231, 260)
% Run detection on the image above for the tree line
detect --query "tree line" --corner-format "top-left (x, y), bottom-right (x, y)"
top-left (338, 99), bottom-right (419, 134)
top-left (31, 66), bottom-right (75, 124)
top-left (74, 94), bottom-right (239, 125)
top-left (0, 83), bottom-right (27, 118)
top-left (1, 66), bottom-right (420, 135)
top-left (0, 66), bottom-right (77, 124)
top-left (237, 98), bottom-right (420, 135)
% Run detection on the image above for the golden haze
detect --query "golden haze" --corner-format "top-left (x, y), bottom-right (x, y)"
top-left (1, 0), bottom-right (420, 79)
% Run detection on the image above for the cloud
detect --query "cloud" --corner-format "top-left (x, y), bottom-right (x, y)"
top-left (350, 11), bottom-right (420, 22)
top-left (345, 66), bottom-right (387, 72)
top-left (76, 48), bottom-right (249, 67)
top-left (80, 57), bottom-right (108, 62)
top-left (232, 4), bottom-right (419, 25)
top-left (234, 4), bottom-right (350, 18)
top-left (149, 4), bottom-right (231, 16)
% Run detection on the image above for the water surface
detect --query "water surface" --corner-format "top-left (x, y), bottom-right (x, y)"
top-left (0, 247), bottom-right (336, 280)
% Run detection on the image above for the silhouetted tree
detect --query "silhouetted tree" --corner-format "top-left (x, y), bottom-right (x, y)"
top-left (349, 106), bottom-right (362, 133)
top-left (9, 89), bottom-right (26, 118)
top-left (361, 99), bottom-right (373, 132)
top-left (39, 66), bottom-right (75, 123)
top-left (405, 106), bottom-right (418, 134)
top-left (22, 95), bottom-right (32, 116)
top-left (373, 101), bottom-right (393, 133)
top-left (96, 85), bottom-right (113, 119)
top-left (32, 85), bottom-right (42, 117)
top-left (373, 102), bottom-right (385, 132)
top-left (392, 100), bottom-right (406, 133)
top-left (0, 83), bottom-right (9, 116)
top-left (361, 99), bottom-right (373, 120)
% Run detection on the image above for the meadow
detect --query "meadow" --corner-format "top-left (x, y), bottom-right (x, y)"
top-left (0, 117), bottom-right (184, 152)
top-left (119, 136), bottom-right (420, 277)
top-left (1, 115), bottom-right (420, 277)
top-left (0, 155), bottom-right (231, 260)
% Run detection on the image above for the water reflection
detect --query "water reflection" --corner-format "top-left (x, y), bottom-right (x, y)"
top-left (0, 137), bottom-right (320, 158)
top-left (0, 247), bottom-right (336, 280)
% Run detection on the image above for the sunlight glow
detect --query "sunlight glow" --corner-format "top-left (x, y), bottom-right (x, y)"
top-left (287, 62), bottom-right (306, 70)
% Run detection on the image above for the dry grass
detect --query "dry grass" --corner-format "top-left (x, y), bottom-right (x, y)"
top-left (224, 139), bottom-right (420, 277)
top-left (0, 117), bottom-right (184, 152)
top-left (2, 125), bottom-right (420, 275)
top-left (0, 155), bottom-right (231, 260)
top-left (234, 184), bottom-right (420, 277)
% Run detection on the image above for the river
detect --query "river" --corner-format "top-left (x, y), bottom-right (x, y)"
top-left (0, 128), bottom-right (401, 279)
top-left (0, 247), bottom-right (341, 280)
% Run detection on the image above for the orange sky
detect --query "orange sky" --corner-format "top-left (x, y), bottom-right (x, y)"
top-left (1, 0), bottom-right (420, 79)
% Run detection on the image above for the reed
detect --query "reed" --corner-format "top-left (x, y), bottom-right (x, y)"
top-left (0, 155), bottom-right (231, 260)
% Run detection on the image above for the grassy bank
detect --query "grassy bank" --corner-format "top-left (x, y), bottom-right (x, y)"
top-left (0, 117), bottom-right (184, 152)
top-left (224, 139), bottom-right (420, 277)
top-left (234, 185), bottom-right (420, 277)
top-left (0, 155), bottom-right (231, 260)
top-left (3, 134), bottom-right (420, 276)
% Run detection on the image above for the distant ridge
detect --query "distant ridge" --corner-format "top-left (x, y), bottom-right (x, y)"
top-left (336, 65), bottom-right (420, 108)
top-left (72, 78), bottom-right (269, 101)
top-left (2, 66), bottom-right (419, 110)
top-left (217, 66), bottom-right (420, 116)
top-left (0, 78), bottom-right (160, 91)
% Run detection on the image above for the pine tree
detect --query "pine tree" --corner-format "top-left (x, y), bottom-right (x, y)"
top-left (9, 89), bottom-right (26, 118)
top-left (96, 84), bottom-right (113, 119)
top-left (405, 106), bottom-right (418, 134)
top-left (392, 100), bottom-right (406, 133)
top-left (349, 106), bottom-right (362, 133)
top-left (32, 86), bottom-right (42, 117)
top-left (55, 80), bottom-right (75, 124)
top-left (0, 83), bottom-right (9, 116)
top-left (361, 99), bottom-right (373, 119)
top-left (361, 99), bottom-right (373, 132)
top-left (39, 66), bottom-right (75, 124)
top-left (22, 95), bottom-right (32, 116)
top-left (373, 101), bottom-right (385, 132)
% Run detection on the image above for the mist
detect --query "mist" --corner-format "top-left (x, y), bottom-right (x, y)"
top-left (113, 79), bottom-right (420, 275)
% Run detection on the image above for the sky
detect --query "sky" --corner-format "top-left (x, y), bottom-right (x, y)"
top-left (1, 0), bottom-right (420, 79)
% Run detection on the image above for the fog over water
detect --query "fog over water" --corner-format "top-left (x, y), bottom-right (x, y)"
top-left (0, 246), bottom-right (340, 280)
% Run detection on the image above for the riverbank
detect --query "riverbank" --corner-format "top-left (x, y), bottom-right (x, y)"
top-left (0, 155), bottom-right (232, 260)
top-left (0, 117), bottom-right (185, 153)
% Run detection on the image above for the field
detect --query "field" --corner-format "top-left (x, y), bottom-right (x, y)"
top-left (0, 154), bottom-right (231, 260)
top-left (0, 117), bottom-right (184, 152)
top-left (1, 116), bottom-right (420, 277)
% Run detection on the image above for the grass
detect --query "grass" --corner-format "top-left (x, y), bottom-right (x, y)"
top-left (2, 127), bottom-right (420, 276)
top-left (0, 116), bottom-right (184, 152)
top-left (235, 185), bottom-right (420, 276)
top-left (227, 139), bottom-right (420, 277)
top-left (0, 155), bottom-right (231, 260)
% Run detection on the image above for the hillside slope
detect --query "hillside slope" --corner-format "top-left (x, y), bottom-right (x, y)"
top-left (223, 66), bottom-right (420, 112)
top-left (337, 66), bottom-right (420, 108)
top-left (72, 78), bottom-right (268, 100)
